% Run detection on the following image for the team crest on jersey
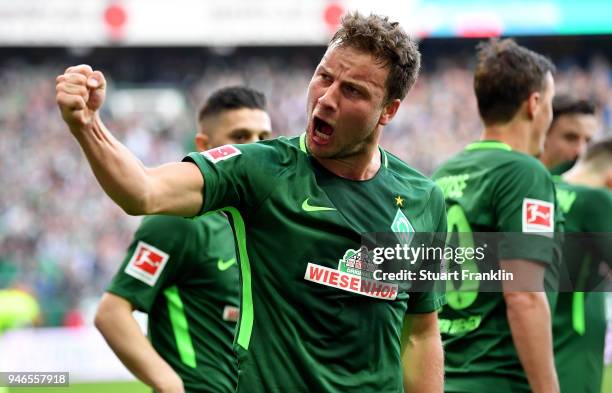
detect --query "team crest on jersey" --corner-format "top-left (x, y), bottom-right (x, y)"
top-left (391, 208), bottom-right (415, 245)
top-left (201, 145), bottom-right (241, 163)
top-left (304, 247), bottom-right (398, 300)
top-left (124, 241), bottom-right (170, 286)
top-left (522, 198), bottom-right (554, 233)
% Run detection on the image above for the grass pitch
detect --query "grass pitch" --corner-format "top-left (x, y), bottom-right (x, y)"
top-left (6, 368), bottom-right (612, 392)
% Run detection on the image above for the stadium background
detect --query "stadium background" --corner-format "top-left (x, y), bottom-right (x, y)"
top-left (0, 0), bottom-right (611, 391)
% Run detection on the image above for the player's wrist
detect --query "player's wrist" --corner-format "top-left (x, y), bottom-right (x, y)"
top-left (68, 123), bottom-right (92, 138)
top-left (151, 371), bottom-right (184, 393)
top-left (68, 111), bottom-right (101, 137)
top-left (531, 376), bottom-right (559, 393)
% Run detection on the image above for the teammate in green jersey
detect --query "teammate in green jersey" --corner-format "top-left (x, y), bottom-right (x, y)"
top-left (547, 139), bottom-right (612, 393)
top-left (0, 287), bottom-right (40, 393)
top-left (540, 94), bottom-right (597, 175)
top-left (433, 39), bottom-right (561, 393)
top-left (94, 86), bottom-right (272, 393)
top-left (0, 287), bottom-right (40, 334)
top-left (57, 12), bottom-right (446, 393)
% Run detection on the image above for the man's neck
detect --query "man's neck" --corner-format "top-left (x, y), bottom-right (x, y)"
top-left (315, 145), bottom-right (381, 181)
top-left (563, 166), bottom-right (603, 188)
top-left (481, 120), bottom-right (531, 154)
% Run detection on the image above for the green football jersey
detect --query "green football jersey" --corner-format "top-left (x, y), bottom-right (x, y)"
top-left (552, 180), bottom-right (612, 393)
top-left (107, 213), bottom-right (239, 393)
top-left (549, 160), bottom-right (576, 176)
top-left (184, 135), bottom-right (447, 393)
top-left (432, 140), bottom-right (562, 393)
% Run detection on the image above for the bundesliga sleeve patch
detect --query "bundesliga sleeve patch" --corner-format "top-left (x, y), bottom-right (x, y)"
top-left (201, 145), bottom-right (241, 163)
top-left (522, 198), bottom-right (554, 233)
top-left (222, 305), bottom-right (239, 322)
top-left (124, 241), bottom-right (170, 286)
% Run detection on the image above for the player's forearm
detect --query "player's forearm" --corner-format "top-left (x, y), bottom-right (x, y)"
top-left (95, 297), bottom-right (183, 392)
top-left (402, 334), bottom-right (444, 393)
top-left (505, 292), bottom-right (559, 393)
top-left (73, 115), bottom-right (154, 215)
top-left (74, 115), bottom-right (204, 217)
top-left (401, 313), bottom-right (444, 393)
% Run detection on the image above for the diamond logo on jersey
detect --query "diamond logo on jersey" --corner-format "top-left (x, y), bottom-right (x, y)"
top-left (522, 198), bottom-right (554, 233)
top-left (304, 247), bottom-right (398, 300)
top-left (124, 241), bottom-right (170, 286)
top-left (201, 145), bottom-right (241, 163)
top-left (391, 208), bottom-right (414, 246)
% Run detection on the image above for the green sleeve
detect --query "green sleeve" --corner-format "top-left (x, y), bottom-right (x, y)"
top-left (585, 188), bottom-right (612, 265)
top-left (407, 185), bottom-right (447, 314)
top-left (107, 215), bottom-right (199, 313)
top-left (586, 189), bottom-right (612, 232)
top-left (183, 142), bottom-right (286, 216)
top-left (494, 160), bottom-right (557, 264)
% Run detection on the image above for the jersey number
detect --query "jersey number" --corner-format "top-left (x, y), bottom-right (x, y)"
top-left (446, 204), bottom-right (479, 310)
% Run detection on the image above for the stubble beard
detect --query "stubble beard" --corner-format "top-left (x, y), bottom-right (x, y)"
top-left (309, 125), bottom-right (378, 160)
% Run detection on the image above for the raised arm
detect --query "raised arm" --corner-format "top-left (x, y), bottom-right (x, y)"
top-left (56, 64), bottom-right (203, 216)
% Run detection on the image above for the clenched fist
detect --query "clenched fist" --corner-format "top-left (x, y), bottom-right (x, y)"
top-left (56, 64), bottom-right (107, 133)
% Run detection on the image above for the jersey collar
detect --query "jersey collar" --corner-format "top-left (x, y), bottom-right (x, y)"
top-left (465, 140), bottom-right (512, 151)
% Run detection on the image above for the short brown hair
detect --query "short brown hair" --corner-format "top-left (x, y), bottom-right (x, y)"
top-left (330, 11), bottom-right (421, 102)
top-left (474, 39), bottom-right (555, 126)
top-left (583, 138), bottom-right (612, 171)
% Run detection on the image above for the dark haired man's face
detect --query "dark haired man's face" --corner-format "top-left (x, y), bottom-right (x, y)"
top-left (541, 112), bottom-right (597, 169)
top-left (305, 45), bottom-right (397, 159)
top-left (196, 108), bottom-right (272, 152)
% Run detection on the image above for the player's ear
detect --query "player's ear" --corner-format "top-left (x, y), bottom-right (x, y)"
top-left (379, 98), bottom-right (401, 126)
top-left (526, 91), bottom-right (541, 120)
top-left (195, 132), bottom-right (211, 152)
top-left (604, 168), bottom-right (612, 190)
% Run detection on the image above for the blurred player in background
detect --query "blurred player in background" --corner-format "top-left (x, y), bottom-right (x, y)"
top-left (548, 138), bottom-right (612, 393)
top-left (95, 86), bottom-right (271, 393)
top-left (0, 285), bottom-right (40, 334)
top-left (433, 39), bottom-right (561, 393)
top-left (57, 12), bottom-right (446, 393)
top-left (539, 94), bottom-right (597, 175)
top-left (0, 286), bottom-right (40, 393)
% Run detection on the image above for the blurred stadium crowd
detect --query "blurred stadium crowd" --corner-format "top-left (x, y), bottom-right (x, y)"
top-left (1, 47), bottom-right (611, 326)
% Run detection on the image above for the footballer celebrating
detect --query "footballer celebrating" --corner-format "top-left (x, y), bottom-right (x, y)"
top-left (57, 12), bottom-right (446, 393)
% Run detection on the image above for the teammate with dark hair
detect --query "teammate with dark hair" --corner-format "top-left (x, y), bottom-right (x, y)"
top-left (540, 94), bottom-right (597, 174)
top-left (95, 86), bottom-right (271, 393)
